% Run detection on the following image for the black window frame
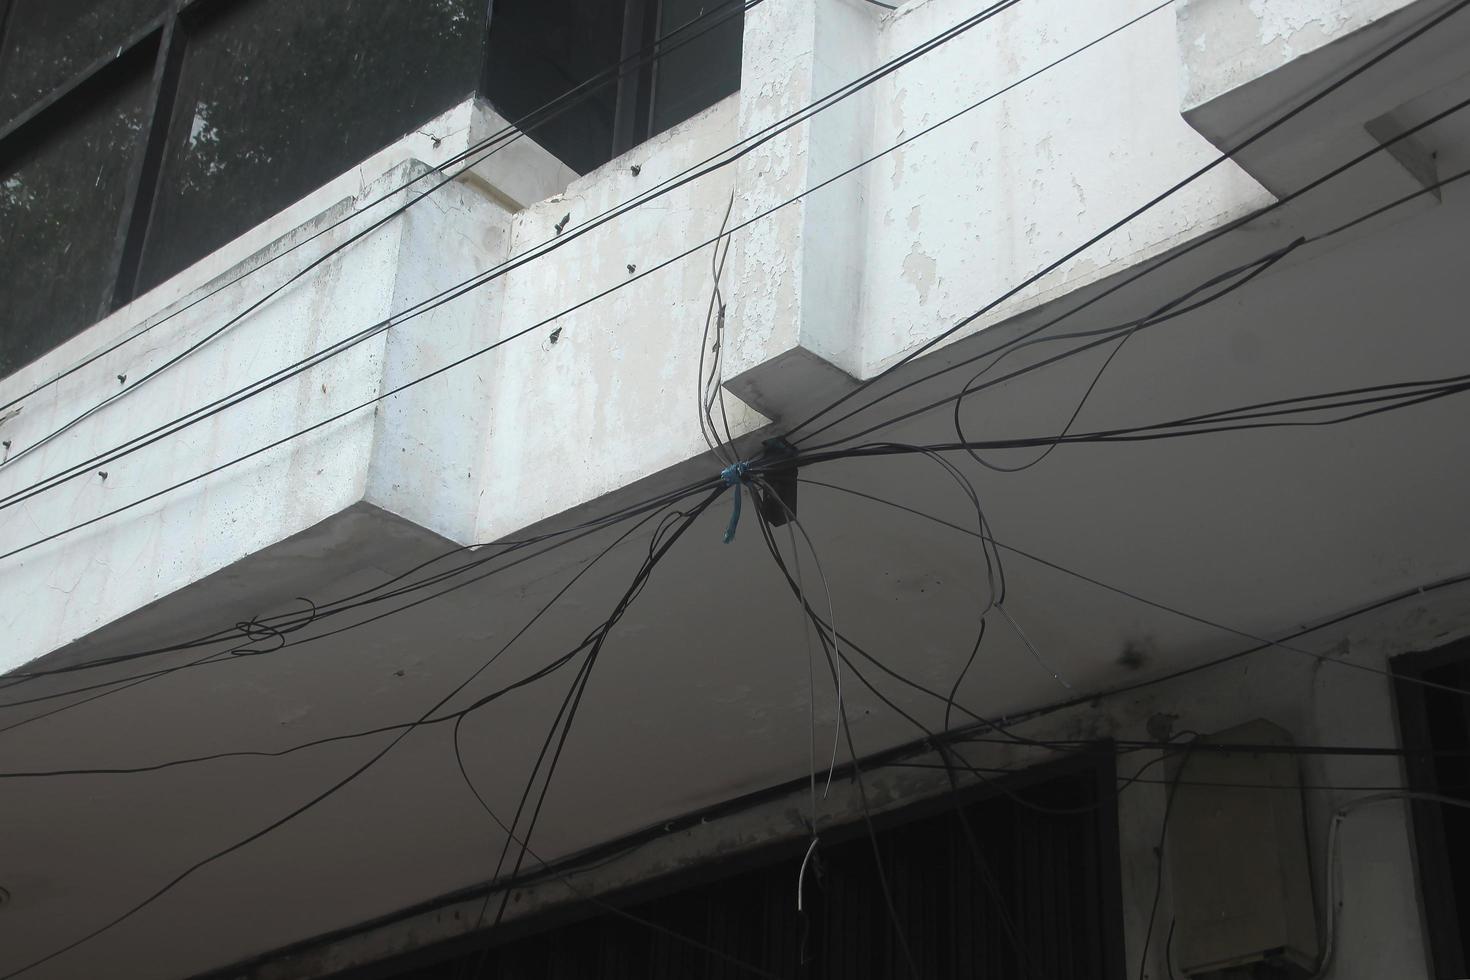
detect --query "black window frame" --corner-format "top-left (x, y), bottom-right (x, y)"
top-left (0, 0), bottom-right (185, 321)
top-left (0, 0), bottom-right (496, 322)
top-left (481, 0), bottom-right (745, 175)
top-left (317, 751), bottom-right (1127, 980)
top-left (1, 0), bottom-right (742, 383)
top-left (1393, 638), bottom-right (1470, 979)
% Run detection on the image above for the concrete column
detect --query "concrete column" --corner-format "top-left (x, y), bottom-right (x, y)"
top-left (723, 0), bottom-right (882, 426)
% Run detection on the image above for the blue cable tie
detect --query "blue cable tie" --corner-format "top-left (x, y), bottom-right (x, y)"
top-left (721, 461), bottom-right (749, 544)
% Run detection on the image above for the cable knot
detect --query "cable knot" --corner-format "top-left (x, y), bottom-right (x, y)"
top-left (720, 461), bottom-right (750, 543)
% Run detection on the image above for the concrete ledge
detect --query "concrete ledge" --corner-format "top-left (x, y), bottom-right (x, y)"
top-left (1177, 0), bottom-right (1470, 197)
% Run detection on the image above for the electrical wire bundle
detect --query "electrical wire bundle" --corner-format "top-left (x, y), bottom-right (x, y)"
top-left (5, 0), bottom-right (1470, 977)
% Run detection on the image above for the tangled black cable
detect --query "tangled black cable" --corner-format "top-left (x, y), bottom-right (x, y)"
top-left (0, 481), bottom-right (726, 980)
top-left (7, 5), bottom-right (1470, 977)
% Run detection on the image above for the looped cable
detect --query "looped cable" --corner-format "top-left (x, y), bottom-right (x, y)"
top-left (229, 596), bottom-right (319, 656)
top-left (231, 617), bottom-right (286, 656)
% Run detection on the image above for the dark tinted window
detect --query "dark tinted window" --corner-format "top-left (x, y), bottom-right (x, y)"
top-left (482, 0), bottom-right (625, 175)
top-left (483, 0), bottom-right (742, 175)
top-left (0, 57), bottom-right (152, 378)
top-left (649, 0), bottom-right (743, 137)
top-left (0, 0), bottom-right (166, 126)
top-left (136, 0), bottom-right (485, 293)
top-left (1394, 644), bottom-right (1470, 977)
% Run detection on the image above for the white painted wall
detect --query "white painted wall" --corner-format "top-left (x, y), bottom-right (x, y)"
top-left (0, 102), bottom-right (577, 670)
top-left (1177, 0), bottom-right (1425, 113)
top-left (855, 0), bottom-right (1272, 376)
top-left (476, 94), bottom-right (769, 541)
top-left (0, 0), bottom-right (1363, 670)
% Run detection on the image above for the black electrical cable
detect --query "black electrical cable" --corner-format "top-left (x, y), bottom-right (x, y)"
top-left (11, 15), bottom-right (1470, 975)
top-left (0, 488), bottom-right (722, 980)
top-left (750, 504), bottom-right (924, 980)
top-left (0, 0), bottom-right (1024, 516)
top-left (786, 360), bottom-right (1470, 466)
top-left (750, 480), bottom-right (1160, 974)
top-left (952, 238), bottom-right (1304, 473)
top-left (6, 0), bottom-right (1461, 591)
top-left (796, 156), bottom-right (1470, 458)
top-left (2, 471), bottom-right (720, 688)
top-left (0, 473), bottom-right (716, 702)
top-left (10, 708), bottom-right (1465, 782)
top-left (753, 459), bottom-right (1169, 980)
top-left (1137, 745), bottom-right (1192, 980)
top-left (471, 493), bottom-right (716, 939)
top-left (0, 1), bottom-right (1047, 571)
top-left (788, 441), bottom-right (1470, 703)
top-left (790, 475), bottom-right (1470, 713)
top-left (0, 479), bottom-right (722, 747)
top-left (782, 0), bottom-right (1470, 447)
top-left (450, 717), bottom-right (784, 979)
top-left (476, 491), bottom-right (720, 963)
top-left (0, 648), bottom-right (227, 736)
top-left (698, 194), bottom-right (740, 466)
top-left (454, 497), bottom-right (721, 979)
top-left (0, 0), bottom-right (763, 429)
top-left (5, 464), bottom-right (1458, 980)
top-left (936, 372), bottom-right (1470, 448)
top-left (753, 475), bottom-right (1118, 811)
top-left (958, 736), bottom-right (1470, 759)
top-left (26, 319), bottom-right (1455, 712)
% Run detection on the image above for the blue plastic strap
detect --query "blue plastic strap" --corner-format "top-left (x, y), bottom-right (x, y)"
top-left (720, 462), bottom-right (749, 544)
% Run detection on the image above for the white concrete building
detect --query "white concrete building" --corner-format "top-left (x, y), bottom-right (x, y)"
top-left (2, 0), bottom-right (1470, 977)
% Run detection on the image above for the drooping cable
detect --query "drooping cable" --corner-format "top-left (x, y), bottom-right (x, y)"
top-left (477, 491), bottom-right (721, 947)
top-left (450, 710), bottom-right (784, 979)
top-left (0, 486), bottom-right (720, 979)
top-left (951, 237), bottom-right (1304, 474)
top-left (792, 475), bottom-right (1470, 704)
top-left (750, 506), bottom-right (923, 980)
top-left (0, 476), bottom-right (720, 728)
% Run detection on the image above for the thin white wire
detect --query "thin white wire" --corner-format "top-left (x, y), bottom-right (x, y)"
top-left (766, 493), bottom-right (844, 798)
top-left (995, 602), bottom-right (1071, 690)
top-left (788, 520), bottom-right (820, 832)
top-left (1316, 791), bottom-right (1470, 979)
top-left (796, 834), bottom-right (821, 912)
